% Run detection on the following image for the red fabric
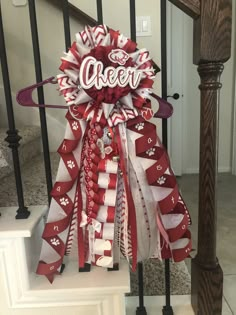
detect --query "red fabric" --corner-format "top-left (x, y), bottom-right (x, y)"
top-left (127, 117), bottom-right (192, 262)
top-left (37, 25), bottom-right (191, 282)
top-left (115, 125), bottom-right (137, 271)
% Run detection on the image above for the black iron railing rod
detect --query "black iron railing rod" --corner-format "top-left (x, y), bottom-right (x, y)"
top-left (161, 0), bottom-right (168, 149)
top-left (62, 0), bottom-right (71, 50)
top-left (129, 2), bottom-right (147, 315)
top-left (136, 262), bottom-right (147, 315)
top-left (28, 0), bottom-right (52, 203)
top-left (162, 259), bottom-right (173, 315)
top-left (165, 259), bottom-right (171, 306)
top-left (161, 1), bottom-right (173, 314)
top-left (0, 7), bottom-right (15, 131)
top-left (138, 262), bottom-right (144, 307)
top-left (129, 0), bottom-right (136, 42)
top-left (0, 5), bottom-right (30, 219)
top-left (96, 0), bottom-right (103, 24)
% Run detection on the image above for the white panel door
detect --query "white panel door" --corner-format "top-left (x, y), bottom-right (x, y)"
top-left (166, 2), bottom-right (185, 176)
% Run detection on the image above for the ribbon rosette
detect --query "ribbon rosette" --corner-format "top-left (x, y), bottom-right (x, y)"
top-left (36, 25), bottom-right (192, 283)
top-left (57, 25), bottom-right (155, 124)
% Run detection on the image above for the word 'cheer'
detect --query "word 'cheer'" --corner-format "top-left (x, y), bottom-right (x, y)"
top-left (79, 56), bottom-right (143, 90)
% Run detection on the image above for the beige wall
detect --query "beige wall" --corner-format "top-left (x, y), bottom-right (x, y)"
top-left (0, 0), bottom-right (84, 150)
top-left (70, 0), bottom-right (97, 19)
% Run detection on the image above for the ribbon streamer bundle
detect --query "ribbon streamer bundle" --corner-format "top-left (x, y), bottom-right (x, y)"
top-left (36, 25), bottom-right (192, 283)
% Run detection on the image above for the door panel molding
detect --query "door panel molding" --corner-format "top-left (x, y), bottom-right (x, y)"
top-left (167, 2), bottom-right (184, 176)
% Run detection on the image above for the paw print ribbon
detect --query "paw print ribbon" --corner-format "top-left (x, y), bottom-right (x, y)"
top-left (127, 116), bottom-right (192, 261)
top-left (36, 25), bottom-right (191, 282)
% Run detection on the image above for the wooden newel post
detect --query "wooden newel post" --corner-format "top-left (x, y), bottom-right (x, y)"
top-left (169, 0), bottom-right (232, 314)
top-left (191, 62), bottom-right (224, 315)
top-left (191, 1), bottom-right (232, 314)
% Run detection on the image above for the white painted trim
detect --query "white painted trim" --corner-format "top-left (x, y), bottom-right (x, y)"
top-left (0, 206), bottom-right (47, 238)
top-left (166, 3), bottom-right (185, 176)
top-left (0, 206), bottom-right (130, 313)
top-left (0, 238), bottom-right (27, 307)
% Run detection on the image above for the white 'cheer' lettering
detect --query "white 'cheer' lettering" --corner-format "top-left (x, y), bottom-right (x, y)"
top-left (79, 56), bottom-right (144, 90)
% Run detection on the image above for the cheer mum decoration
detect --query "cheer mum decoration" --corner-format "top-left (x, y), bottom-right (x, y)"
top-left (17, 25), bottom-right (191, 283)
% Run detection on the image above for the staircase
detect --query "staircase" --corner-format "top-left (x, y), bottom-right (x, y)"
top-left (0, 146), bottom-right (191, 294)
top-left (0, 126), bottom-right (41, 180)
top-left (0, 1), bottom-right (193, 314)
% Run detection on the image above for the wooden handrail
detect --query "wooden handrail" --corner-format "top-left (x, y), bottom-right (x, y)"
top-left (49, 0), bottom-right (97, 26)
top-left (169, 0), bottom-right (200, 19)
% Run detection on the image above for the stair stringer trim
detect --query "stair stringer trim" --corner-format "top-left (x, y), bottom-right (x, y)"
top-left (0, 238), bottom-right (30, 307)
top-left (0, 218), bottom-right (128, 314)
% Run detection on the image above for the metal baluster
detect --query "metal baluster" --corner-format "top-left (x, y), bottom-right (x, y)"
top-left (129, 1), bottom-right (147, 314)
top-left (162, 260), bottom-right (173, 315)
top-left (59, 0), bottom-right (71, 275)
top-left (161, 1), bottom-right (173, 314)
top-left (62, 0), bottom-right (71, 50)
top-left (95, 0), bottom-right (120, 274)
top-left (136, 262), bottom-right (147, 315)
top-left (28, 0), bottom-right (52, 203)
top-left (96, 0), bottom-right (103, 25)
top-left (61, 0), bottom-right (91, 275)
top-left (0, 5), bottom-right (30, 219)
top-left (161, 0), bottom-right (168, 150)
top-left (129, 0), bottom-right (136, 42)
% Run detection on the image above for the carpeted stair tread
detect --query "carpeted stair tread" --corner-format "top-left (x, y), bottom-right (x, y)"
top-left (0, 126), bottom-right (41, 179)
top-left (128, 259), bottom-right (190, 296)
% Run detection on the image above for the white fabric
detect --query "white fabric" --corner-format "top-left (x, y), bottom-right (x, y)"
top-left (126, 127), bottom-right (159, 259)
top-left (161, 214), bottom-right (184, 230)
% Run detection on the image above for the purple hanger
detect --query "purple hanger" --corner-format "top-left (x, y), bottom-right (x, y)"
top-left (17, 77), bottom-right (173, 118)
top-left (16, 77), bottom-right (68, 109)
top-left (152, 93), bottom-right (173, 119)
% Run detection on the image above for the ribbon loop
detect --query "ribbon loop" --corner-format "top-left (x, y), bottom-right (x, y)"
top-left (80, 211), bottom-right (102, 233)
top-left (35, 25), bottom-right (191, 282)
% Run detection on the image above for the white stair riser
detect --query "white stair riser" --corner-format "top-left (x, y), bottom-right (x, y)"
top-left (0, 206), bottom-right (129, 315)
